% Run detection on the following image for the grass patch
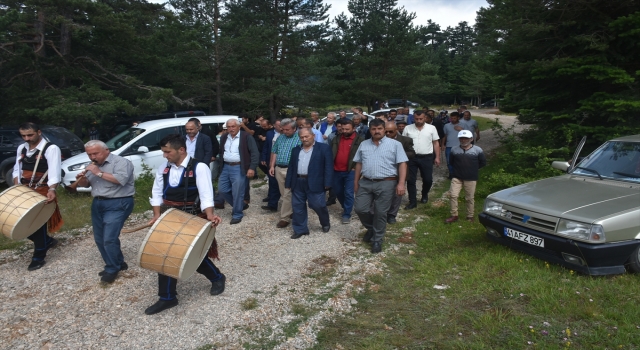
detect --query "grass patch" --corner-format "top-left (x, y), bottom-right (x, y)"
top-left (313, 153), bottom-right (640, 349)
top-left (241, 297), bottom-right (259, 311)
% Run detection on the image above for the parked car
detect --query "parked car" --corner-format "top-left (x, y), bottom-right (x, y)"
top-left (480, 99), bottom-right (501, 108)
top-left (0, 125), bottom-right (84, 184)
top-left (100, 110), bottom-right (206, 141)
top-left (61, 115), bottom-right (239, 192)
top-left (479, 135), bottom-right (640, 275)
top-left (386, 99), bottom-right (419, 108)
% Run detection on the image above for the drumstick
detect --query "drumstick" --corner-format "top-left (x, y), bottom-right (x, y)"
top-left (121, 223), bottom-right (152, 233)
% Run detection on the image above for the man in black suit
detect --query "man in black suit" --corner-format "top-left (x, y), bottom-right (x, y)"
top-left (260, 119), bottom-right (281, 210)
top-left (383, 121), bottom-right (415, 223)
top-left (185, 118), bottom-right (213, 166)
top-left (285, 128), bottom-right (333, 239)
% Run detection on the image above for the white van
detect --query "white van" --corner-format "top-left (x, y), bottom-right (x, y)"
top-left (61, 115), bottom-right (240, 192)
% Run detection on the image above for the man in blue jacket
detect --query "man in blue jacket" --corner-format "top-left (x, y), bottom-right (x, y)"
top-left (260, 119), bottom-right (281, 210)
top-left (285, 128), bottom-right (333, 239)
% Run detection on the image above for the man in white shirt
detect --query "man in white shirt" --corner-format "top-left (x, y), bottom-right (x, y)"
top-left (185, 119), bottom-right (213, 166)
top-left (13, 122), bottom-right (63, 271)
top-left (402, 110), bottom-right (441, 209)
top-left (145, 134), bottom-right (224, 315)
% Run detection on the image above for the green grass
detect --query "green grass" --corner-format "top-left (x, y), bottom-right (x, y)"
top-left (313, 155), bottom-right (640, 349)
top-left (241, 297), bottom-right (259, 311)
top-left (475, 116), bottom-right (496, 133)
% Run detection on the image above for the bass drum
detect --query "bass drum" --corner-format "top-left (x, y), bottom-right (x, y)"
top-left (137, 208), bottom-right (216, 280)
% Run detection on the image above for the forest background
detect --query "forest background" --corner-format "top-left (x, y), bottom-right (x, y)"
top-left (1, 0), bottom-right (639, 152)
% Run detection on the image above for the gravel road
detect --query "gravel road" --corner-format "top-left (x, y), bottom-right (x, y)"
top-left (0, 111), bottom-right (518, 349)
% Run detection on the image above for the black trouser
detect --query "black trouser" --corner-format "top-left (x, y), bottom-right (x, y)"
top-left (158, 258), bottom-right (223, 300)
top-left (326, 188), bottom-right (336, 203)
top-left (28, 224), bottom-right (53, 260)
top-left (407, 154), bottom-right (434, 204)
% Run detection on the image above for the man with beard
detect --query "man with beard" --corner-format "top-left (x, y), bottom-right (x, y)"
top-left (353, 119), bottom-right (408, 253)
top-left (446, 130), bottom-right (486, 223)
top-left (12, 122), bottom-right (63, 271)
top-left (330, 119), bottom-right (363, 224)
top-left (401, 110), bottom-right (441, 209)
top-left (185, 118), bottom-right (213, 166)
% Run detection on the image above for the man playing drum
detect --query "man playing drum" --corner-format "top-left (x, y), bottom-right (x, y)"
top-left (145, 134), bottom-right (225, 315)
top-left (12, 122), bottom-right (63, 271)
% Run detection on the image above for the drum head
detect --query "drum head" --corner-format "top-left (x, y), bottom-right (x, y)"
top-left (138, 208), bottom-right (216, 280)
top-left (0, 186), bottom-right (56, 240)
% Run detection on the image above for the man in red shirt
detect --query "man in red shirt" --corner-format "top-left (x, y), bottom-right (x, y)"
top-left (330, 119), bottom-right (364, 224)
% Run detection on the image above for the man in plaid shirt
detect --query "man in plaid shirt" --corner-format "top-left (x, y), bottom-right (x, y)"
top-left (267, 118), bottom-right (301, 228)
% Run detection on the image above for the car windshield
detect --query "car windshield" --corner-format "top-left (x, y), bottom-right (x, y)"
top-left (105, 128), bottom-right (145, 151)
top-left (572, 140), bottom-right (640, 183)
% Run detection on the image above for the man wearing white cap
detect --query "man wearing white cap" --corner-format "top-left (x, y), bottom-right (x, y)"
top-left (445, 130), bottom-right (486, 224)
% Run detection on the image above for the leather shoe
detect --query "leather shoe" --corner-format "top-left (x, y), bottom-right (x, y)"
top-left (290, 232), bottom-right (309, 239)
top-left (243, 203), bottom-right (249, 210)
top-left (387, 215), bottom-right (396, 224)
top-left (322, 225), bottom-right (330, 233)
top-left (420, 196), bottom-right (428, 204)
top-left (230, 218), bottom-right (242, 225)
top-left (262, 197), bottom-right (269, 202)
top-left (326, 200), bottom-right (336, 206)
top-left (276, 220), bottom-right (289, 228)
top-left (27, 259), bottom-right (46, 271)
top-left (210, 274), bottom-right (226, 295)
top-left (99, 262), bottom-right (128, 276)
top-left (261, 205), bottom-right (277, 212)
top-left (371, 241), bottom-right (382, 253)
top-left (362, 230), bottom-right (373, 242)
top-left (47, 238), bottom-right (59, 249)
top-left (145, 299), bottom-right (179, 315)
top-left (404, 203), bottom-right (417, 210)
top-left (341, 217), bottom-right (350, 224)
top-left (445, 216), bottom-right (459, 224)
top-left (214, 203), bottom-right (225, 209)
top-left (100, 271), bottom-right (118, 283)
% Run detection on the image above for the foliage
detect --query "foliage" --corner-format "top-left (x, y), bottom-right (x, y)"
top-left (476, 0), bottom-right (640, 148)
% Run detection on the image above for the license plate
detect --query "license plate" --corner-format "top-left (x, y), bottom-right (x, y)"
top-left (504, 227), bottom-right (545, 247)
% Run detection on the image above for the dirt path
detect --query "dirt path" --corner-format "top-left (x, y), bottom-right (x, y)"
top-left (0, 111), bottom-right (518, 350)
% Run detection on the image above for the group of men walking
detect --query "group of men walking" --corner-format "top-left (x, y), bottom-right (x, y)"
top-left (11, 107), bottom-right (485, 314)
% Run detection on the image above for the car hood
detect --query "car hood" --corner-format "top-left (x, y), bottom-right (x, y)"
top-left (489, 175), bottom-right (640, 222)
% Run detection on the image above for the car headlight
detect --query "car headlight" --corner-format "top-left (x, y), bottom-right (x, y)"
top-left (556, 220), bottom-right (606, 242)
top-left (68, 161), bottom-right (90, 172)
top-left (484, 199), bottom-right (504, 216)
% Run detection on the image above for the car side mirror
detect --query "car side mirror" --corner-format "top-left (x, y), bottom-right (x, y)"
top-left (137, 146), bottom-right (149, 153)
top-left (552, 161), bottom-right (570, 172)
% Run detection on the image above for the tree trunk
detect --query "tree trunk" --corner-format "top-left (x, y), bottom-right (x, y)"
top-left (34, 10), bottom-right (45, 57)
top-left (213, 0), bottom-right (223, 115)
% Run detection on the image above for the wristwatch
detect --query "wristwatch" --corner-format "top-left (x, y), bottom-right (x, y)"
top-left (97, 172), bottom-right (104, 178)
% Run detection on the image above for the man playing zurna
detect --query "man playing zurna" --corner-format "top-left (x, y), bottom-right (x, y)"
top-left (145, 134), bottom-right (225, 315)
top-left (12, 122), bottom-right (63, 271)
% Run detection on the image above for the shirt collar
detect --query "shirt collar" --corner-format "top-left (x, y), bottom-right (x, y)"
top-left (187, 132), bottom-right (199, 141)
top-left (172, 155), bottom-right (191, 168)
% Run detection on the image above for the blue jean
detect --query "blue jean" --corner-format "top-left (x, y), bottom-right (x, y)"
top-left (445, 147), bottom-right (453, 176)
top-left (291, 178), bottom-right (330, 234)
top-left (218, 164), bottom-right (246, 220)
top-left (333, 170), bottom-right (355, 219)
top-left (91, 197), bottom-right (134, 274)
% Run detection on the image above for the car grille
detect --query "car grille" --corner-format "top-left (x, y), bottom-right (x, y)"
top-left (503, 209), bottom-right (557, 232)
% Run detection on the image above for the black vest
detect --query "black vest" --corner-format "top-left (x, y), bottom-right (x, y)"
top-left (162, 158), bottom-right (200, 203)
top-left (21, 142), bottom-right (53, 174)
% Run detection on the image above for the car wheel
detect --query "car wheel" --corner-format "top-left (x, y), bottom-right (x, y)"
top-left (626, 244), bottom-right (640, 273)
top-left (4, 167), bottom-right (13, 185)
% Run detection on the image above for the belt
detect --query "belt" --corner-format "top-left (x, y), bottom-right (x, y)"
top-left (297, 174), bottom-right (308, 178)
top-left (276, 164), bottom-right (288, 168)
top-left (224, 161), bottom-right (240, 166)
top-left (95, 195), bottom-right (133, 200)
top-left (362, 176), bottom-right (398, 182)
top-left (163, 200), bottom-right (195, 206)
top-left (414, 154), bottom-right (433, 158)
